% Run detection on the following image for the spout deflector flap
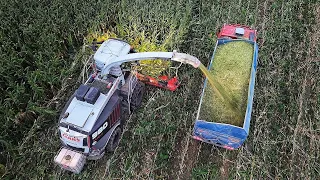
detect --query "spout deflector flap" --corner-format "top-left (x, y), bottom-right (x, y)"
top-left (171, 51), bottom-right (201, 68)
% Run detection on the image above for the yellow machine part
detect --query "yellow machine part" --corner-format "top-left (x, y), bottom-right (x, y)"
top-left (85, 31), bottom-right (117, 44)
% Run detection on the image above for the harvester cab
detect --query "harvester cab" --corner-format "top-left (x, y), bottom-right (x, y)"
top-left (54, 38), bottom-right (200, 173)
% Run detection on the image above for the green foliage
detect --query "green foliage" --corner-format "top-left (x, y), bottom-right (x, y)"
top-left (0, 0), bottom-right (116, 135)
top-left (191, 164), bottom-right (219, 180)
top-left (0, 0), bottom-right (319, 179)
top-left (0, 0), bottom-right (117, 178)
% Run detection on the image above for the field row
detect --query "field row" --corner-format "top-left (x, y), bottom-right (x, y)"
top-left (2, 0), bottom-right (319, 179)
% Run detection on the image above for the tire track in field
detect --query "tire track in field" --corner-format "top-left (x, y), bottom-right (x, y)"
top-left (166, 1), bottom-right (204, 179)
top-left (220, 0), bottom-right (258, 178)
top-left (289, 3), bottom-right (320, 179)
top-left (232, 0), bottom-right (262, 179)
top-left (176, 130), bottom-right (201, 180)
top-left (103, 1), bottom-right (196, 178)
top-left (169, 1), bottom-right (225, 179)
top-left (235, 0), bottom-right (319, 179)
top-left (234, 0), bottom-right (283, 178)
top-left (185, 0), bottom-right (260, 179)
top-left (185, 0), bottom-right (259, 179)
top-left (288, 1), bottom-right (310, 178)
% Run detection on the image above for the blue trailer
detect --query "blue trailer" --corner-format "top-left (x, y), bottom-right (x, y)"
top-left (193, 24), bottom-right (259, 150)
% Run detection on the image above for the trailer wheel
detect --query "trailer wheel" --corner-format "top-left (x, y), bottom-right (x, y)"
top-left (130, 81), bottom-right (145, 111)
top-left (106, 127), bottom-right (122, 152)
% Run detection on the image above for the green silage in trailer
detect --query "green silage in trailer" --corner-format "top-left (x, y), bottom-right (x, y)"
top-left (199, 41), bottom-right (254, 127)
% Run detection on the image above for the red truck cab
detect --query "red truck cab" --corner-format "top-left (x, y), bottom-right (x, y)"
top-left (217, 24), bottom-right (257, 42)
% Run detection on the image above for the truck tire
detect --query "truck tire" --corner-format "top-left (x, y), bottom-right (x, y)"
top-left (130, 81), bottom-right (145, 111)
top-left (106, 127), bottom-right (122, 152)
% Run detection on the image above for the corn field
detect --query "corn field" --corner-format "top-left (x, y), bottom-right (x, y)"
top-left (0, 0), bottom-right (319, 179)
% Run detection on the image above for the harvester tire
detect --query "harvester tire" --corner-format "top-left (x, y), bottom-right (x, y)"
top-left (130, 81), bottom-right (145, 111)
top-left (106, 127), bottom-right (122, 152)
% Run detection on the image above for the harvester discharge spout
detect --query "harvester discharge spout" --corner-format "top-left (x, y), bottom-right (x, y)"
top-left (171, 50), bottom-right (201, 68)
top-left (100, 50), bottom-right (201, 76)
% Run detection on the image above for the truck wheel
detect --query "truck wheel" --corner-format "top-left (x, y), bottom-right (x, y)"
top-left (130, 81), bottom-right (145, 111)
top-left (106, 127), bottom-right (122, 152)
